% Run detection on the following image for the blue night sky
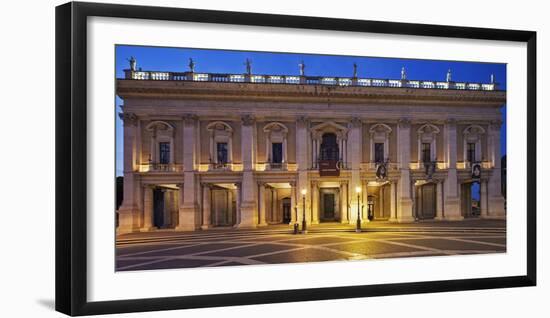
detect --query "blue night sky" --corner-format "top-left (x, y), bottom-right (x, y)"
top-left (115, 44), bottom-right (507, 199)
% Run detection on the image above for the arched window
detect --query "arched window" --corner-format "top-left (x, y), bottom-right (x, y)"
top-left (463, 124), bottom-right (485, 164)
top-left (320, 133), bottom-right (339, 161)
top-left (207, 121), bottom-right (233, 167)
top-left (369, 123), bottom-right (392, 163)
top-left (263, 122), bottom-right (289, 169)
top-left (145, 121), bottom-right (175, 168)
top-left (417, 123), bottom-right (440, 163)
top-left (310, 121), bottom-right (349, 168)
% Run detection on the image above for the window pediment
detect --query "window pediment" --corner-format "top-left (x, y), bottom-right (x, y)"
top-left (207, 121), bottom-right (233, 134)
top-left (463, 124), bottom-right (485, 136)
top-left (310, 121), bottom-right (349, 140)
top-left (146, 120), bottom-right (174, 137)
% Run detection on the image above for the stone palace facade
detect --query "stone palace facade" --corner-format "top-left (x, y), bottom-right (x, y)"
top-left (116, 62), bottom-right (506, 234)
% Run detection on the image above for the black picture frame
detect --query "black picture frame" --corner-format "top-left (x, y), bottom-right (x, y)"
top-left (55, 1), bottom-right (537, 316)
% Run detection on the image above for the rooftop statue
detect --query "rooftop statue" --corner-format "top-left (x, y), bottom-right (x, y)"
top-left (244, 58), bottom-right (252, 75)
top-left (401, 66), bottom-right (407, 80)
top-left (491, 73), bottom-right (495, 84)
top-left (353, 63), bottom-right (358, 78)
top-left (446, 68), bottom-right (452, 82)
top-left (188, 58), bottom-right (195, 72)
top-left (299, 60), bottom-right (306, 76)
top-left (127, 56), bottom-right (137, 71)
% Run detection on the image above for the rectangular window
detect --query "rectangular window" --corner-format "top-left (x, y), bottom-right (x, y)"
top-left (217, 142), bottom-right (228, 164)
top-left (159, 142), bottom-right (170, 164)
top-left (422, 143), bottom-right (431, 163)
top-left (374, 143), bottom-right (384, 163)
top-left (467, 142), bottom-right (476, 163)
top-left (272, 143), bottom-right (283, 163)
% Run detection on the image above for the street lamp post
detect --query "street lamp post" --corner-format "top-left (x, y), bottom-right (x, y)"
top-left (301, 188), bottom-right (307, 234)
top-left (355, 186), bottom-right (361, 233)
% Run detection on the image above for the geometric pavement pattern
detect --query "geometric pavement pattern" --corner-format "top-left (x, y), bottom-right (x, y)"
top-left (116, 220), bottom-right (506, 271)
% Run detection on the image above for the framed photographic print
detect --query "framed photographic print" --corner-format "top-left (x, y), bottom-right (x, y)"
top-left (55, 1), bottom-right (536, 316)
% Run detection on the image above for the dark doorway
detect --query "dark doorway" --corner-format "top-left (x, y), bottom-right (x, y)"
top-left (282, 198), bottom-right (291, 223)
top-left (462, 182), bottom-right (481, 217)
top-left (153, 188), bottom-right (165, 228)
top-left (320, 133), bottom-right (339, 161)
top-left (323, 193), bottom-right (336, 220)
top-left (272, 143), bottom-right (283, 163)
top-left (416, 183), bottom-right (436, 219)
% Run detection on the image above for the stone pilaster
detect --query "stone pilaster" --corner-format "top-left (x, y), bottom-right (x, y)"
top-left (176, 173), bottom-right (200, 231)
top-left (389, 181), bottom-right (397, 222)
top-left (238, 174), bottom-right (258, 228)
top-left (237, 115), bottom-right (258, 228)
top-left (435, 181), bottom-right (444, 220)
top-left (290, 181), bottom-right (297, 223)
top-left (443, 118), bottom-right (462, 220)
top-left (296, 117), bottom-right (310, 223)
top-left (241, 115), bottom-right (255, 170)
top-left (311, 181), bottom-right (319, 225)
top-left (480, 179), bottom-right (489, 218)
top-left (340, 181), bottom-right (349, 224)
top-left (117, 112), bottom-right (140, 234)
top-left (487, 121), bottom-right (506, 218)
top-left (258, 182), bottom-right (267, 226)
top-left (183, 114), bottom-right (197, 171)
top-left (201, 184), bottom-right (212, 229)
top-left (176, 115), bottom-right (200, 231)
top-left (349, 117), bottom-right (363, 223)
top-left (396, 118), bottom-right (414, 222)
top-left (235, 182), bottom-right (241, 225)
top-left (140, 185), bottom-right (155, 232)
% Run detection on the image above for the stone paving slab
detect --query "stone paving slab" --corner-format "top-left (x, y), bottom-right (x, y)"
top-left (328, 240), bottom-right (425, 255)
top-left (403, 238), bottom-right (504, 251)
top-left (251, 247), bottom-right (348, 264)
top-left (115, 220), bottom-right (506, 271)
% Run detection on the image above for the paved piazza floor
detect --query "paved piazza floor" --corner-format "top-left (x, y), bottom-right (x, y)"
top-left (116, 219), bottom-right (506, 271)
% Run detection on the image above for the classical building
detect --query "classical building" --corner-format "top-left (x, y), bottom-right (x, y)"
top-left (116, 62), bottom-right (506, 234)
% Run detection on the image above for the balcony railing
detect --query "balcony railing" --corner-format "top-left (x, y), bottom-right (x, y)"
top-left (457, 161), bottom-right (492, 170)
top-left (265, 162), bottom-right (288, 171)
top-left (123, 70), bottom-right (499, 91)
top-left (140, 163), bottom-right (183, 172)
top-left (209, 162), bottom-right (233, 171)
top-left (362, 162), bottom-right (398, 171)
top-left (313, 161), bottom-right (350, 170)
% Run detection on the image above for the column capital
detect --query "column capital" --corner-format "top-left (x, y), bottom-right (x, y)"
top-left (119, 112), bottom-right (138, 126)
top-left (289, 181), bottom-right (296, 187)
top-left (489, 119), bottom-right (502, 131)
top-left (200, 182), bottom-right (211, 188)
top-left (234, 182), bottom-right (242, 188)
top-left (184, 114), bottom-right (198, 124)
top-left (241, 114), bottom-right (255, 126)
top-left (183, 113), bottom-right (198, 124)
top-left (397, 118), bottom-right (411, 128)
top-left (444, 118), bottom-right (457, 125)
top-left (350, 117), bottom-right (362, 128)
top-left (296, 116), bottom-right (309, 126)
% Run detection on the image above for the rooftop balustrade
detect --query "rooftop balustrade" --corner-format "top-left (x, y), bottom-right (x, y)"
top-left (122, 69), bottom-right (499, 91)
